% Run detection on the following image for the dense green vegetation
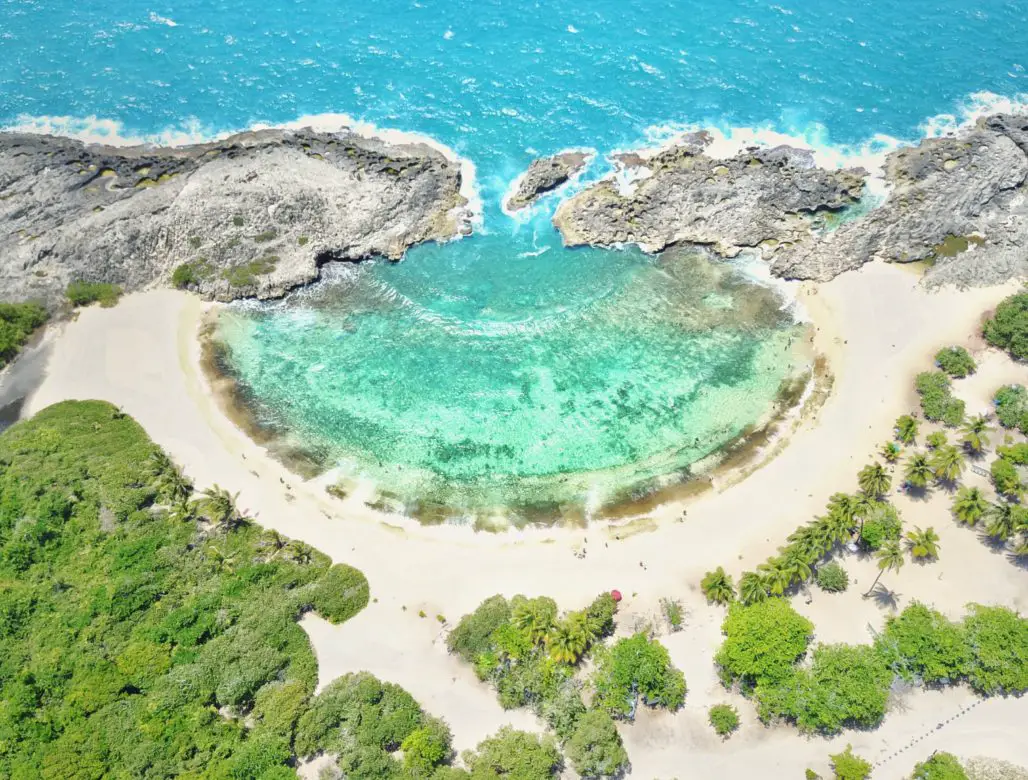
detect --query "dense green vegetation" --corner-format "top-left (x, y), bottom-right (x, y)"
top-left (911, 752), bottom-right (968, 780)
top-left (66, 280), bottom-right (123, 308)
top-left (715, 599), bottom-right (1028, 735)
top-left (0, 301), bottom-right (48, 369)
top-left (447, 592), bottom-right (675, 777)
top-left (993, 384), bottom-right (1028, 434)
top-left (982, 291), bottom-right (1028, 361)
top-left (934, 346), bottom-right (976, 378)
top-left (172, 260), bottom-right (215, 289)
top-left (915, 371), bottom-right (966, 426)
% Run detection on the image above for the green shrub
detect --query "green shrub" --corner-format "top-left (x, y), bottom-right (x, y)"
top-left (221, 257), bottom-right (278, 288)
top-left (935, 346), bottom-right (976, 378)
top-left (401, 717), bottom-right (453, 777)
top-left (990, 457), bottom-right (1022, 498)
top-left (983, 292), bottom-right (1028, 361)
top-left (171, 260), bottom-right (214, 289)
top-left (993, 384), bottom-right (1028, 434)
top-left (756, 644), bottom-right (891, 733)
top-left (997, 442), bottom-right (1028, 465)
top-left (308, 564), bottom-right (370, 623)
top-left (232, 214), bottom-right (245, 227)
top-left (0, 301), bottom-right (48, 368)
top-left (564, 709), bottom-right (629, 778)
top-left (859, 504), bottom-right (902, 551)
top-left (253, 229), bottom-right (278, 243)
top-left (962, 604), bottom-right (1028, 695)
top-left (708, 703), bottom-right (740, 737)
top-left (815, 562), bottom-right (848, 593)
top-left (715, 599), bottom-right (813, 689)
top-left (462, 727), bottom-right (561, 779)
top-left (584, 592), bottom-right (618, 639)
top-left (66, 280), bottom-right (123, 308)
top-left (912, 752), bottom-right (968, 780)
top-left (591, 633), bottom-right (686, 719)
top-left (830, 745), bottom-right (871, 780)
top-left (446, 595), bottom-right (512, 664)
top-left (661, 597), bottom-right (684, 631)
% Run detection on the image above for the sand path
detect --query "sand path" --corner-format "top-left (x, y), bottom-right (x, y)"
top-left (16, 262), bottom-right (1028, 775)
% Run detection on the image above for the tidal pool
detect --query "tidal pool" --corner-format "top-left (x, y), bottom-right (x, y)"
top-left (213, 236), bottom-right (808, 525)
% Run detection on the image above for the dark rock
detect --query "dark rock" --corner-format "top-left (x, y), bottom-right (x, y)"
top-left (505, 151), bottom-right (591, 211)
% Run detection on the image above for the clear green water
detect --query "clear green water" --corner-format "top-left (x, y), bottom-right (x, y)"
top-left (215, 240), bottom-right (806, 524)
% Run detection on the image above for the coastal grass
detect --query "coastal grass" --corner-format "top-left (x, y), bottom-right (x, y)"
top-left (221, 256), bottom-right (278, 288)
top-left (0, 301), bottom-right (48, 369)
top-left (65, 280), bottom-right (123, 308)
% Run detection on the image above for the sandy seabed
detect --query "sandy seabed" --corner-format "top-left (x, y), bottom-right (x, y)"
top-left (13, 261), bottom-right (1028, 779)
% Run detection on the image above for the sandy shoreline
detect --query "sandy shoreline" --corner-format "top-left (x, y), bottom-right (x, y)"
top-left (9, 261), bottom-right (1028, 776)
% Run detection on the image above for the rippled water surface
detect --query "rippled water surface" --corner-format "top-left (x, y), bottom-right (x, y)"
top-left (3, 0), bottom-right (1025, 520)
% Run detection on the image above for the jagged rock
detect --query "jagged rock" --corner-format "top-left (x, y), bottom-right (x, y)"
top-left (552, 140), bottom-right (866, 257)
top-left (505, 151), bottom-right (590, 211)
top-left (771, 123), bottom-right (1028, 283)
top-left (0, 128), bottom-right (470, 305)
top-left (554, 116), bottom-right (1028, 287)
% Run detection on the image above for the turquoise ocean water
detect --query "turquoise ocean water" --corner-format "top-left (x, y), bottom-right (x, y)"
top-left (3, 0), bottom-right (1026, 521)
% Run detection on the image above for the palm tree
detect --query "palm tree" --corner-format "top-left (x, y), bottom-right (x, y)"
top-left (895, 414), bottom-right (919, 445)
top-left (858, 462), bottom-right (892, 499)
top-left (805, 517), bottom-right (837, 555)
top-left (903, 453), bottom-right (934, 490)
top-left (261, 529), bottom-right (289, 558)
top-left (700, 567), bottom-right (735, 605)
top-left (881, 441), bottom-right (902, 464)
top-left (788, 522), bottom-right (829, 562)
top-left (193, 485), bottom-right (242, 527)
top-left (863, 540), bottom-right (905, 597)
top-left (781, 546), bottom-right (814, 584)
top-left (149, 449), bottom-right (194, 506)
top-left (929, 445), bottom-right (965, 482)
top-left (758, 558), bottom-right (794, 596)
top-left (984, 502), bottom-right (1028, 542)
top-left (206, 544), bottom-right (237, 572)
top-left (513, 598), bottom-right (558, 645)
top-left (286, 540), bottom-right (315, 565)
top-left (738, 572), bottom-right (769, 605)
top-left (826, 493), bottom-right (860, 540)
top-left (952, 486), bottom-right (988, 526)
top-left (546, 612), bottom-right (592, 664)
top-left (960, 415), bottom-right (992, 454)
top-left (926, 430), bottom-right (948, 449)
top-left (905, 526), bottom-right (941, 560)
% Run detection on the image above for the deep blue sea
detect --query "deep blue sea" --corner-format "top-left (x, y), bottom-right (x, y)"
top-left (4, 0), bottom-right (1026, 522)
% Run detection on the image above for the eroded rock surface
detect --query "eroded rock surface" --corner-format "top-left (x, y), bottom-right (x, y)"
top-left (554, 116), bottom-right (1028, 286)
top-left (0, 128), bottom-right (470, 304)
top-left (505, 151), bottom-right (590, 211)
top-left (553, 137), bottom-right (867, 257)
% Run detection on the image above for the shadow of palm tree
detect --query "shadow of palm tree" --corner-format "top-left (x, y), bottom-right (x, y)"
top-left (867, 583), bottom-right (900, 610)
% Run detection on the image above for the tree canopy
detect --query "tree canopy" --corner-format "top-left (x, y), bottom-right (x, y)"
top-left (983, 292), bottom-right (1028, 361)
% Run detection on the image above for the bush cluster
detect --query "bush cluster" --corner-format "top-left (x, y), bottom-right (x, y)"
top-left (815, 561), bottom-right (849, 593)
top-left (446, 593), bottom-right (630, 777)
top-left (708, 704), bottom-right (740, 737)
top-left (0, 301), bottom-right (48, 368)
top-left (993, 384), bottom-right (1028, 434)
top-left (911, 752), bottom-right (968, 780)
top-left (934, 346), bottom-right (977, 378)
top-left (66, 280), bottom-right (123, 308)
top-left (715, 599), bottom-right (1027, 735)
top-left (171, 259), bottom-right (215, 289)
top-left (915, 371), bottom-right (966, 426)
top-left (983, 292), bottom-right (1028, 361)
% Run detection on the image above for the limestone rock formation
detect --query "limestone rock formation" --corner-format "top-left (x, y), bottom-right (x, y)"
top-left (505, 151), bottom-right (590, 211)
top-left (0, 128), bottom-right (470, 304)
top-left (554, 116), bottom-right (1028, 286)
top-left (552, 138), bottom-right (867, 257)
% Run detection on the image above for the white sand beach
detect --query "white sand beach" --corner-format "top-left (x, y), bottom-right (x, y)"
top-left (17, 261), bottom-right (1028, 777)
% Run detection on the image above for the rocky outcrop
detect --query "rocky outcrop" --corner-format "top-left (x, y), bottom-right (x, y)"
top-left (771, 120), bottom-right (1028, 283)
top-left (552, 137), bottom-right (867, 257)
top-left (505, 151), bottom-right (590, 211)
top-left (0, 128), bottom-right (470, 305)
top-left (554, 116), bottom-right (1028, 286)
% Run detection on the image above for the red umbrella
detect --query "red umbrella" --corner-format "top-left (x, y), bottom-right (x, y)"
top-left (610, 589), bottom-right (622, 603)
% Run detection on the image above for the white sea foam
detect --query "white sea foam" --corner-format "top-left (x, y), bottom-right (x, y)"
top-left (148, 11), bottom-right (178, 27)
